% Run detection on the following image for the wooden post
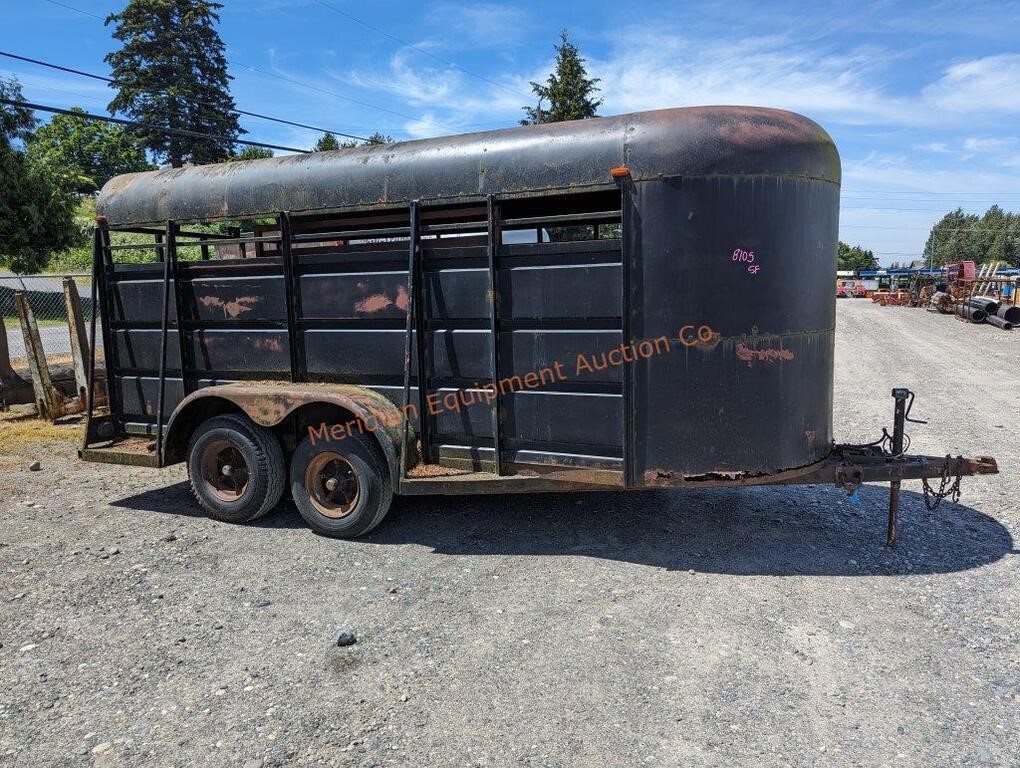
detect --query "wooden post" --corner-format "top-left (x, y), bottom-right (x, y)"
top-left (15, 292), bottom-right (63, 421)
top-left (63, 277), bottom-right (90, 408)
top-left (0, 312), bottom-right (13, 409)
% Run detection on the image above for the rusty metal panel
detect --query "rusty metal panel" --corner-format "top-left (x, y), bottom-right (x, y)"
top-left (429, 330), bottom-right (491, 381)
top-left (183, 275), bottom-right (287, 322)
top-left (299, 271), bottom-right (408, 320)
top-left (629, 175), bottom-right (838, 480)
top-left (189, 330), bottom-right (290, 373)
top-left (111, 278), bottom-right (177, 323)
top-left (423, 387), bottom-right (621, 453)
top-left (303, 329), bottom-right (416, 378)
top-left (503, 391), bottom-right (622, 453)
top-left (114, 329), bottom-right (182, 371)
top-left (501, 263), bottom-right (621, 319)
top-left (502, 330), bottom-right (623, 383)
top-left (117, 375), bottom-right (185, 420)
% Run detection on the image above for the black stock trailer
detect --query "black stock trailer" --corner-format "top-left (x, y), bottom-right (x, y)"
top-left (80, 106), bottom-right (997, 541)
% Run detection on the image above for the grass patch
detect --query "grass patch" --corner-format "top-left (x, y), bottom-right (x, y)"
top-left (0, 412), bottom-right (83, 461)
top-left (2, 315), bottom-right (67, 328)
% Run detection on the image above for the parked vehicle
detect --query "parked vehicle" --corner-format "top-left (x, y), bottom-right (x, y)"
top-left (80, 106), bottom-right (997, 544)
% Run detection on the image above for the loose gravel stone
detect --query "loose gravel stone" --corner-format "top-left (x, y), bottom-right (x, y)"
top-left (0, 301), bottom-right (1016, 766)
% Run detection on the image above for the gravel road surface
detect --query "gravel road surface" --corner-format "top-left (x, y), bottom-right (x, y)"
top-left (1, 299), bottom-right (1017, 767)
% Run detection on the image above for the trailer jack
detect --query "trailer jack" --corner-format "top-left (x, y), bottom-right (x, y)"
top-left (830, 388), bottom-right (994, 549)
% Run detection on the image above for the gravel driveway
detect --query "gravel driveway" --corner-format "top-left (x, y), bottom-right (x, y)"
top-left (1, 299), bottom-right (1017, 767)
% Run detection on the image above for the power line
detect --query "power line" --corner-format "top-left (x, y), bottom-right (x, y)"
top-left (41, 0), bottom-right (103, 19)
top-left (311, 0), bottom-right (528, 100)
top-left (0, 49), bottom-right (371, 142)
top-left (0, 98), bottom-right (310, 153)
top-left (38, 0), bottom-right (463, 135)
top-left (226, 58), bottom-right (460, 133)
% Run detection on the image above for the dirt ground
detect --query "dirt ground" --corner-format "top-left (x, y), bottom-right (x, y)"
top-left (1, 300), bottom-right (1017, 767)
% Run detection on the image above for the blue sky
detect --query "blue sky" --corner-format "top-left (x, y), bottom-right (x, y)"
top-left (4, 0), bottom-right (1020, 264)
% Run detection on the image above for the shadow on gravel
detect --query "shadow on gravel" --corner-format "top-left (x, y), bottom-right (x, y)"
top-left (369, 484), bottom-right (1013, 575)
top-left (111, 481), bottom-right (306, 529)
top-left (111, 480), bottom-right (1013, 575)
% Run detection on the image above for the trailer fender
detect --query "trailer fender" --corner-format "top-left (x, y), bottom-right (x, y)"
top-left (163, 383), bottom-right (409, 484)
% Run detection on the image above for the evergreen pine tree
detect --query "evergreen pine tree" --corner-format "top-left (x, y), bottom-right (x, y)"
top-left (522, 31), bottom-right (602, 125)
top-left (105, 0), bottom-right (243, 167)
top-left (314, 132), bottom-right (340, 152)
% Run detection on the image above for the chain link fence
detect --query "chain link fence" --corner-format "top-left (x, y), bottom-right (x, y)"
top-left (1, 273), bottom-right (102, 368)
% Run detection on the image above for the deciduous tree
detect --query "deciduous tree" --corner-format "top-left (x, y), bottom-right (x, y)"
top-left (0, 78), bottom-right (79, 273)
top-left (26, 108), bottom-right (153, 192)
top-left (837, 241), bottom-right (878, 271)
top-left (227, 146), bottom-right (274, 162)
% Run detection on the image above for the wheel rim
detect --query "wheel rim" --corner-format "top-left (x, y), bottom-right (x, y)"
top-left (305, 452), bottom-right (360, 519)
top-left (200, 438), bottom-right (250, 502)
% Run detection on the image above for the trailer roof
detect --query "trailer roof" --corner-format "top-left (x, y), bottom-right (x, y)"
top-left (97, 106), bottom-right (840, 227)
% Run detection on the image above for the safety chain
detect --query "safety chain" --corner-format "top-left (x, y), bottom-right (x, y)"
top-left (922, 454), bottom-right (963, 511)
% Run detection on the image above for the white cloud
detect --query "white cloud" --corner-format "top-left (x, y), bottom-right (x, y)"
top-left (587, 30), bottom-right (919, 126)
top-left (424, 3), bottom-right (531, 48)
top-left (962, 136), bottom-right (1015, 153)
top-left (334, 48), bottom-right (537, 138)
top-left (922, 54), bottom-right (1020, 114)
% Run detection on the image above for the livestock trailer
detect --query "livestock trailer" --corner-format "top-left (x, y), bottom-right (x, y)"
top-left (80, 107), bottom-right (996, 543)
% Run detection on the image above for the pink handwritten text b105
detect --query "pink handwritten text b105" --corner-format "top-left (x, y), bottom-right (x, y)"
top-left (732, 248), bottom-right (760, 275)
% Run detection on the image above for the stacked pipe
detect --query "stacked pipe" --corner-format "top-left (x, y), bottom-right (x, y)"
top-left (988, 302), bottom-right (1019, 330)
top-left (967, 296), bottom-right (1000, 313)
top-left (954, 295), bottom-right (1017, 329)
top-left (957, 305), bottom-right (987, 323)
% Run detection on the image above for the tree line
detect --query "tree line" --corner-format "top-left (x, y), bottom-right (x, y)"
top-left (922, 206), bottom-right (1020, 268)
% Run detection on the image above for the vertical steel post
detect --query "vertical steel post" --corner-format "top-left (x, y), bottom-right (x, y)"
top-left (620, 180), bottom-right (636, 488)
top-left (83, 225), bottom-right (102, 438)
top-left (95, 218), bottom-right (121, 426)
top-left (486, 194), bottom-right (504, 475)
top-left (0, 311), bottom-right (14, 398)
top-left (63, 277), bottom-right (90, 407)
top-left (279, 212), bottom-right (301, 383)
top-left (155, 221), bottom-right (176, 465)
top-left (169, 226), bottom-right (188, 398)
top-left (411, 203), bottom-right (430, 464)
top-left (887, 388), bottom-right (909, 548)
top-left (400, 201), bottom-right (423, 475)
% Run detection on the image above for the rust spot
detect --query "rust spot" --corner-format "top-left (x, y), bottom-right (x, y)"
top-left (355, 293), bottom-right (394, 314)
top-left (253, 336), bottom-right (284, 354)
top-left (736, 343), bottom-right (794, 366)
top-left (198, 294), bottom-right (261, 318)
top-left (394, 285), bottom-right (409, 312)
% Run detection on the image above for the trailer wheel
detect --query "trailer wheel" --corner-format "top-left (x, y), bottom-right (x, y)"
top-left (290, 430), bottom-right (392, 538)
top-left (187, 414), bottom-right (285, 524)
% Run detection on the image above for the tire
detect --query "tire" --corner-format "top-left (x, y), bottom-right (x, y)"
top-left (290, 429), bottom-right (393, 538)
top-left (187, 413), bottom-right (285, 524)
